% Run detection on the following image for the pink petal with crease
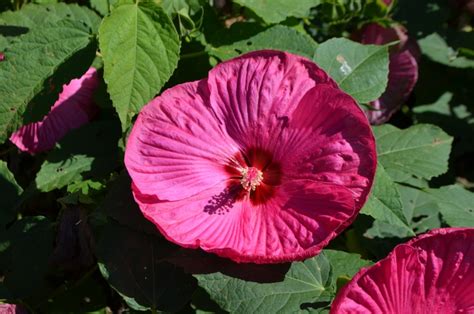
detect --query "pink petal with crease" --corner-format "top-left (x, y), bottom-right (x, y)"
top-left (133, 180), bottom-right (355, 263)
top-left (331, 228), bottom-right (474, 313)
top-left (10, 67), bottom-right (99, 154)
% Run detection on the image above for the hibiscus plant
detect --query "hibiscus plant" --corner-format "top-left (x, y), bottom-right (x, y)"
top-left (0, 0), bottom-right (473, 313)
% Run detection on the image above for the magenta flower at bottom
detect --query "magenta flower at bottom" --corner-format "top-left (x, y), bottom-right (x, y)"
top-left (331, 228), bottom-right (474, 313)
top-left (0, 303), bottom-right (27, 314)
top-left (353, 23), bottom-right (420, 124)
top-left (125, 50), bottom-right (377, 263)
top-left (10, 67), bottom-right (99, 154)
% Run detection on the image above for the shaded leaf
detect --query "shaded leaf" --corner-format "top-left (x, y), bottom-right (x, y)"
top-left (419, 33), bottom-right (474, 68)
top-left (209, 25), bottom-right (317, 60)
top-left (425, 185), bottom-right (474, 227)
top-left (314, 38), bottom-right (389, 103)
top-left (234, 0), bottom-right (321, 24)
top-left (195, 253), bottom-right (331, 313)
top-left (0, 216), bottom-right (54, 299)
top-left (39, 275), bottom-right (107, 314)
top-left (35, 120), bottom-right (120, 192)
top-left (361, 165), bottom-right (414, 238)
top-left (97, 221), bottom-right (195, 312)
top-left (413, 92), bottom-right (474, 157)
top-left (0, 161), bottom-right (22, 229)
top-left (0, 3), bottom-right (101, 34)
top-left (398, 184), bottom-right (441, 234)
top-left (374, 124), bottom-right (453, 183)
top-left (0, 19), bottom-right (95, 143)
top-left (99, 0), bottom-right (180, 131)
top-left (100, 172), bottom-right (158, 235)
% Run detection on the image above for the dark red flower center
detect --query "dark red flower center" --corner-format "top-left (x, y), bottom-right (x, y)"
top-left (224, 147), bottom-right (282, 205)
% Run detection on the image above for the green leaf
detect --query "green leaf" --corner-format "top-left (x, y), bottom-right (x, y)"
top-left (195, 253), bottom-right (331, 313)
top-left (398, 184), bottom-right (474, 229)
top-left (234, 0), bottom-right (321, 24)
top-left (374, 124), bottom-right (453, 183)
top-left (97, 221), bottom-right (195, 312)
top-left (0, 216), bottom-right (54, 299)
top-left (413, 92), bottom-right (474, 157)
top-left (313, 38), bottom-right (389, 103)
top-left (209, 25), bottom-right (318, 60)
top-left (425, 185), bottom-right (474, 227)
top-left (39, 275), bottom-right (107, 314)
top-left (0, 3), bottom-right (101, 34)
top-left (160, 0), bottom-right (203, 16)
top-left (0, 161), bottom-right (22, 229)
top-left (418, 33), bottom-right (474, 68)
top-left (90, 0), bottom-right (111, 16)
top-left (398, 184), bottom-right (441, 234)
top-left (361, 165), bottom-right (415, 238)
top-left (99, 0), bottom-right (180, 131)
top-left (0, 19), bottom-right (95, 143)
top-left (323, 249), bottom-right (372, 297)
top-left (35, 120), bottom-right (120, 192)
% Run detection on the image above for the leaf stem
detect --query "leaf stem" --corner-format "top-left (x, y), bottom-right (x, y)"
top-left (180, 51), bottom-right (207, 59)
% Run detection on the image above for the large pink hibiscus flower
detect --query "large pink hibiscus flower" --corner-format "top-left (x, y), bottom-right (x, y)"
top-left (353, 23), bottom-right (420, 124)
top-left (331, 228), bottom-right (474, 313)
top-left (10, 67), bottom-right (99, 154)
top-left (125, 50), bottom-right (377, 263)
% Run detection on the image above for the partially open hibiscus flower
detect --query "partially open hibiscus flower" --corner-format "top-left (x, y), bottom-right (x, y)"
top-left (353, 23), bottom-right (420, 124)
top-left (0, 303), bottom-right (27, 314)
top-left (125, 50), bottom-right (376, 263)
top-left (10, 67), bottom-right (99, 154)
top-left (331, 228), bottom-right (474, 313)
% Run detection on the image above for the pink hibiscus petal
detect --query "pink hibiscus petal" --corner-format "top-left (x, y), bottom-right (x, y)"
top-left (125, 50), bottom-right (377, 263)
top-left (206, 50), bottom-right (337, 148)
top-left (283, 84), bottom-right (376, 208)
top-left (331, 228), bottom-right (474, 313)
top-left (367, 49), bottom-right (418, 124)
top-left (10, 67), bottom-right (99, 154)
top-left (125, 80), bottom-right (239, 201)
top-left (133, 179), bottom-right (355, 263)
top-left (0, 303), bottom-right (28, 314)
top-left (353, 23), bottom-right (419, 124)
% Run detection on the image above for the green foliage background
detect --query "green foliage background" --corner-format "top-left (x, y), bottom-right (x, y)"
top-left (0, 0), bottom-right (473, 312)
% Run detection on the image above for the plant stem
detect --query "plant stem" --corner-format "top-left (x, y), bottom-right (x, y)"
top-left (180, 51), bottom-right (207, 59)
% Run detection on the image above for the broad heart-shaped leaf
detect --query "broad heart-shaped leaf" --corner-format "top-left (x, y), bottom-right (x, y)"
top-left (418, 33), bottom-right (474, 68)
top-left (398, 184), bottom-right (474, 230)
top-left (0, 161), bottom-right (22, 229)
top-left (361, 164), bottom-right (414, 238)
top-left (425, 185), bottom-right (474, 227)
top-left (234, 0), bottom-right (321, 24)
top-left (0, 216), bottom-right (53, 299)
top-left (0, 3), bottom-right (101, 34)
top-left (99, 0), bottom-right (180, 131)
top-left (0, 19), bottom-right (95, 143)
top-left (97, 221), bottom-right (196, 312)
top-left (373, 124), bottom-right (453, 183)
top-left (398, 184), bottom-right (441, 234)
top-left (208, 25), bottom-right (318, 61)
top-left (34, 120), bottom-right (120, 192)
top-left (313, 38), bottom-right (389, 103)
top-left (324, 250), bottom-right (372, 284)
top-left (195, 253), bottom-right (331, 313)
top-left (413, 92), bottom-right (474, 157)
top-left (323, 250), bottom-right (372, 310)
